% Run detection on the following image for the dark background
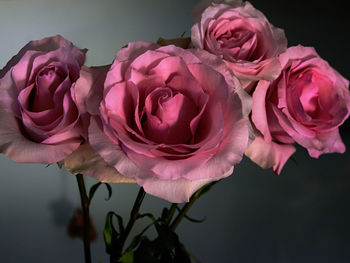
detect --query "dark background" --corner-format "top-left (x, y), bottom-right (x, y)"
top-left (0, 0), bottom-right (349, 262)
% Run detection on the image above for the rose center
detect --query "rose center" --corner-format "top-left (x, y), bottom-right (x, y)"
top-left (212, 18), bottom-right (258, 62)
top-left (30, 65), bottom-right (65, 112)
top-left (290, 70), bottom-right (333, 122)
top-left (142, 87), bottom-right (197, 144)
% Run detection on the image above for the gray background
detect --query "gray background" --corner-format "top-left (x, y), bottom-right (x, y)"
top-left (0, 0), bottom-right (349, 262)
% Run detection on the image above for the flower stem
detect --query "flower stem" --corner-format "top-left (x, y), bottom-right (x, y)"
top-left (75, 173), bottom-right (92, 263)
top-left (115, 187), bottom-right (146, 258)
top-left (165, 203), bottom-right (178, 225)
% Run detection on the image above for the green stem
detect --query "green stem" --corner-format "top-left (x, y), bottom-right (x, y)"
top-left (114, 187), bottom-right (146, 259)
top-left (165, 203), bottom-right (178, 225)
top-left (75, 174), bottom-right (92, 263)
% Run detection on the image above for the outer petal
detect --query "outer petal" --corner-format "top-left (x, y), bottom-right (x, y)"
top-left (190, 0), bottom-right (243, 22)
top-left (63, 142), bottom-right (135, 183)
top-left (251, 80), bottom-right (272, 141)
top-left (89, 116), bottom-right (146, 179)
top-left (225, 57), bottom-right (282, 86)
top-left (245, 134), bottom-right (295, 174)
top-left (0, 35), bottom-right (86, 79)
top-left (136, 176), bottom-right (216, 203)
top-left (307, 129), bottom-right (346, 158)
top-left (74, 65), bottom-right (110, 132)
top-left (105, 42), bottom-right (160, 87)
top-left (116, 41), bottom-right (159, 63)
top-left (0, 105), bottom-right (81, 163)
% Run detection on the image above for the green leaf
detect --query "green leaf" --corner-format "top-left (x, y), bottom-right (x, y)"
top-left (132, 225), bottom-right (192, 263)
top-left (89, 182), bottom-right (102, 203)
top-left (126, 222), bottom-right (156, 252)
top-left (118, 250), bottom-right (134, 263)
top-left (137, 213), bottom-right (157, 223)
top-left (175, 207), bottom-right (206, 223)
top-left (104, 211), bottom-right (123, 254)
top-left (104, 183), bottom-right (113, 200)
top-left (114, 213), bottom-right (125, 235)
top-left (89, 182), bottom-right (113, 203)
top-left (192, 181), bottom-right (218, 200)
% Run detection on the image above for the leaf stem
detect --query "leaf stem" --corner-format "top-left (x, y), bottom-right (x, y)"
top-left (169, 199), bottom-right (196, 231)
top-left (75, 173), bottom-right (92, 263)
top-left (170, 181), bottom-right (218, 231)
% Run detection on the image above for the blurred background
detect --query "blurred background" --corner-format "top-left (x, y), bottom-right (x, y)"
top-left (0, 0), bottom-right (349, 262)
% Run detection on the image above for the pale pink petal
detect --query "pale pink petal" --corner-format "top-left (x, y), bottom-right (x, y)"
top-left (63, 142), bottom-right (135, 183)
top-left (279, 45), bottom-right (318, 69)
top-left (75, 65), bottom-right (110, 117)
top-left (157, 45), bottom-right (202, 64)
top-left (245, 135), bottom-right (295, 175)
top-left (307, 129), bottom-right (346, 158)
top-left (0, 106), bottom-right (80, 163)
top-left (190, 0), bottom-right (243, 22)
top-left (116, 41), bottom-right (159, 63)
top-left (0, 35), bottom-right (86, 80)
top-left (136, 176), bottom-right (216, 203)
top-left (252, 80), bottom-right (272, 141)
top-left (105, 42), bottom-right (160, 87)
top-left (225, 56), bottom-right (282, 84)
top-left (89, 116), bottom-right (146, 179)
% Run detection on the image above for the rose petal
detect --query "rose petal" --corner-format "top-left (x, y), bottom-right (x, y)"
top-left (89, 116), bottom-right (146, 179)
top-left (252, 80), bottom-right (272, 141)
top-left (307, 129), bottom-right (346, 158)
top-left (245, 134), bottom-right (295, 174)
top-left (63, 142), bottom-right (135, 183)
top-left (136, 176), bottom-right (216, 203)
top-left (0, 105), bottom-right (80, 163)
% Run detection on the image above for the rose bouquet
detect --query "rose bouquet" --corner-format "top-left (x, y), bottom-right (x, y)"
top-left (0, 0), bottom-right (349, 262)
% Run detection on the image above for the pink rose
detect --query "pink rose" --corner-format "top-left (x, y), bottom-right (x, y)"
top-left (0, 35), bottom-right (86, 163)
top-left (246, 45), bottom-right (350, 174)
top-left (80, 41), bottom-right (251, 203)
top-left (191, 0), bottom-right (287, 92)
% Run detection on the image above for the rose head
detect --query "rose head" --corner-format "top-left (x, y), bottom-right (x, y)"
top-left (81, 41), bottom-right (251, 203)
top-left (246, 45), bottom-right (350, 174)
top-left (191, 0), bottom-right (287, 92)
top-left (0, 35), bottom-right (86, 163)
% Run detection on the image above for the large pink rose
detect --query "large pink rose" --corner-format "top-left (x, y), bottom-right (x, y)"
top-left (191, 0), bottom-right (287, 92)
top-left (246, 45), bottom-right (350, 174)
top-left (0, 35), bottom-right (86, 163)
top-left (80, 41), bottom-right (251, 203)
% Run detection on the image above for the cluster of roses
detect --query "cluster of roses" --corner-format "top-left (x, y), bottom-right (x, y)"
top-left (1, 0), bottom-right (349, 203)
